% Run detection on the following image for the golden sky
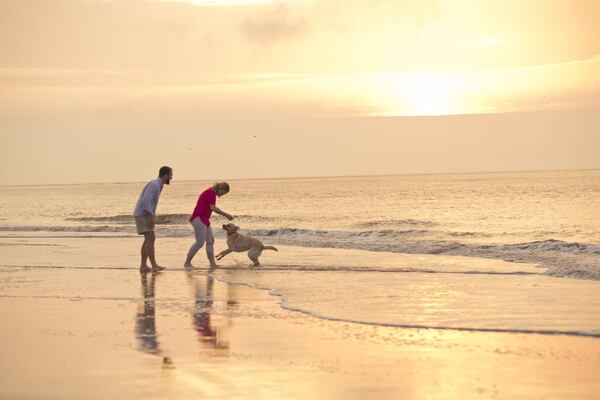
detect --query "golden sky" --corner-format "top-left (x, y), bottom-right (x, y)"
top-left (0, 0), bottom-right (599, 184)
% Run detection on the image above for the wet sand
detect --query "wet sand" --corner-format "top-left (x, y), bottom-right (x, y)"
top-left (1, 258), bottom-right (599, 399)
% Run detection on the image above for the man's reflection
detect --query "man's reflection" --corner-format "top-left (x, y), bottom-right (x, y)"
top-left (135, 272), bottom-right (161, 354)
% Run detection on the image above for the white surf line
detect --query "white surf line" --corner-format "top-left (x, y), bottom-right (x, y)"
top-left (0, 294), bottom-right (145, 301)
top-left (0, 264), bottom-right (134, 270)
top-left (0, 242), bottom-right (65, 247)
top-left (0, 264), bottom-right (544, 276)
top-left (0, 235), bottom-right (135, 239)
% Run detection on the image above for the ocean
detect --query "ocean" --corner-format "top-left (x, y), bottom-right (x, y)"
top-left (1, 169), bottom-right (599, 337)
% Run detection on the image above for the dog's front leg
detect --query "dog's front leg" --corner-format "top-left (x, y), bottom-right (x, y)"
top-left (216, 248), bottom-right (233, 260)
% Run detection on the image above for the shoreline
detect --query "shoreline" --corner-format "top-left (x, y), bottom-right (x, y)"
top-left (210, 271), bottom-right (600, 339)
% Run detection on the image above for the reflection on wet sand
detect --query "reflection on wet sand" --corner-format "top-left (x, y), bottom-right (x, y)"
top-left (135, 272), bottom-right (160, 354)
top-left (187, 268), bottom-right (231, 350)
top-left (134, 268), bottom-right (237, 360)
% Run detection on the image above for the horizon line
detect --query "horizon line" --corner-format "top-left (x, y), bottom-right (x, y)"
top-left (1, 167), bottom-right (598, 189)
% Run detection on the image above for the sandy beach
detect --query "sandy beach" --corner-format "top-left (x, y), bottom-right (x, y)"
top-left (1, 236), bottom-right (599, 400)
top-left (3, 0), bottom-right (600, 397)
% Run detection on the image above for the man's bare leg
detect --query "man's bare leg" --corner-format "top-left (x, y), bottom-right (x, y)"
top-left (140, 236), bottom-right (151, 272)
top-left (144, 231), bottom-right (165, 271)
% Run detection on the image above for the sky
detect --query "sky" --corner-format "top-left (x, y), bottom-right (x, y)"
top-left (0, 0), bottom-right (599, 185)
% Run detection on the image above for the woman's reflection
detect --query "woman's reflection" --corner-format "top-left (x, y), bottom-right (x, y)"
top-left (187, 268), bottom-right (229, 349)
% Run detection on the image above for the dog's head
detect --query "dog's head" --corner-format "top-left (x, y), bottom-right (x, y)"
top-left (222, 223), bottom-right (240, 234)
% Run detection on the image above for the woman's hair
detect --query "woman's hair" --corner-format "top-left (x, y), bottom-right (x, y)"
top-left (213, 181), bottom-right (230, 193)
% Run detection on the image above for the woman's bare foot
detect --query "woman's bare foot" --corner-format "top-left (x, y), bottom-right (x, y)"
top-left (140, 265), bottom-right (152, 273)
top-left (184, 255), bottom-right (194, 268)
top-left (151, 265), bottom-right (165, 272)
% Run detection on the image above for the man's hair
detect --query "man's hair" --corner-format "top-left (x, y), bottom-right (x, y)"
top-left (158, 166), bottom-right (172, 177)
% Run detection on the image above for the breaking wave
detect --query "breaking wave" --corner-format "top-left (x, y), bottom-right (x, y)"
top-left (0, 225), bottom-right (131, 233)
top-left (66, 214), bottom-right (190, 225)
top-left (2, 223), bottom-right (599, 280)
top-left (245, 228), bottom-right (600, 281)
top-left (66, 213), bottom-right (283, 225)
top-left (354, 218), bottom-right (437, 228)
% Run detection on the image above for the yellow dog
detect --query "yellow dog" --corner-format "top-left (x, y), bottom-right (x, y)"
top-left (216, 223), bottom-right (278, 266)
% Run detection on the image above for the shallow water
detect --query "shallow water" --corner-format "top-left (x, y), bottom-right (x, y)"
top-left (1, 171), bottom-right (599, 338)
top-left (1, 170), bottom-right (599, 279)
top-left (1, 235), bottom-right (599, 338)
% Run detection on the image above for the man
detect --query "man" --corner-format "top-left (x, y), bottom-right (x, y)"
top-left (133, 166), bottom-right (172, 272)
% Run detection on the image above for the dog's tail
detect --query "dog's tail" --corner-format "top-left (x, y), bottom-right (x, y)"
top-left (262, 245), bottom-right (278, 252)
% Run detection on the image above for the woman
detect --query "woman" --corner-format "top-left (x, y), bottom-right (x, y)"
top-left (184, 182), bottom-right (234, 268)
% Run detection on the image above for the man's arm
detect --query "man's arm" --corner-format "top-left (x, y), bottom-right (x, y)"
top-left (141, 183), bottom-right (160, 222)
top-left (210, 204), bottom-right (234, 220)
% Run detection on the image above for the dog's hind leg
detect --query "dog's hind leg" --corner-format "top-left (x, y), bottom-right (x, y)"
top-left (247, 248), bottom-right (261, 266)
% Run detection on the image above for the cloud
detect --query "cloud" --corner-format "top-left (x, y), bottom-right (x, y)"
top-left (240, 4), bottom-right (307, 45)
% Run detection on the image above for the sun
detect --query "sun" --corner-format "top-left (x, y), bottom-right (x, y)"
top-left (402, 73), bottom-right (459, 116)
top-left (373, 72), bottom-right (464, 116)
